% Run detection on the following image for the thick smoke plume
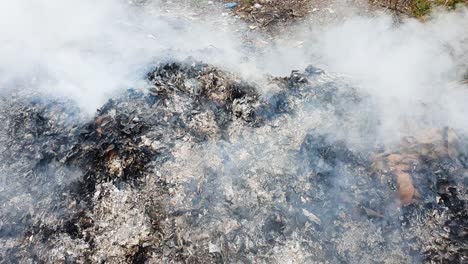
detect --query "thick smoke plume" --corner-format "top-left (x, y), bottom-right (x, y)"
top-left (0, 0), bottom-right (244, 112)
top-left (0, 1), bottom-right (466, 142)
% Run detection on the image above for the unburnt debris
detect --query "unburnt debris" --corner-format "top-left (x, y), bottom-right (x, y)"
top-left (0, 61), bottom-right (466, 263)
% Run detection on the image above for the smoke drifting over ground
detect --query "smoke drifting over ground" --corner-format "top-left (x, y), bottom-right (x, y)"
top-left (0, 1), bottom-right (466, 141)
top-left (0, 0), bottom-right (243, 111)
top-left (0, 0), bottom-right (467, 263)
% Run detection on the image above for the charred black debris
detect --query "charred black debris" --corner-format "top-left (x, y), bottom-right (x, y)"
top-left (0, 61), bottom-right (466, 263)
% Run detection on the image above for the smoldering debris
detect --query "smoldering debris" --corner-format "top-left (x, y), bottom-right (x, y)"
top-left (0, 60), bottom-right (466, 263)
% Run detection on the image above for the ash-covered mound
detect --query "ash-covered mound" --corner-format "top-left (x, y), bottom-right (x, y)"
top-left (0, 61), bottom-right (466, 263)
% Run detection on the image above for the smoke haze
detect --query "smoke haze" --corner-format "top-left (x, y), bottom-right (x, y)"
top-left (1, 1), bottom-right (467, 262)
top-left (0, 0), bottom-right (466, 144)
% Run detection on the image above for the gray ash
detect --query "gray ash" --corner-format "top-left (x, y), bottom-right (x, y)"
top-left (0, 61), bottom-right (467, 263)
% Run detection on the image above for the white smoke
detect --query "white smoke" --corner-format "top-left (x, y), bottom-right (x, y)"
top-left (1, 1), bottom-right (467, 261)
top-left (0, 0), bottom-right (467, 142)
top-left (309, 8), bottom-right (468, 143)
top-left (249, 6), bottom-right (468, 145)
top-left (0, 0), bottom-right (244, 112)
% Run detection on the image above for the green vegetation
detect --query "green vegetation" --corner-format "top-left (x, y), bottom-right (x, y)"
top-left (411, 0), bottom-right (432, 17)
top-left (411, 0), bottom-right (468, 18)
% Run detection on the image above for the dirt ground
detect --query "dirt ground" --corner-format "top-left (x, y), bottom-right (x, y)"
top-left (224, 0), bottom-right (468, 30)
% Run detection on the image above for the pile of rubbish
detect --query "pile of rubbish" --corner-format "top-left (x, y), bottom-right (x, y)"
top-left (0, 60), bottom-right (466, 263)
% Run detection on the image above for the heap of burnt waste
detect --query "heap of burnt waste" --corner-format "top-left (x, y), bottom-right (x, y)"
top-left (0, 60), bottom-right (466, 263)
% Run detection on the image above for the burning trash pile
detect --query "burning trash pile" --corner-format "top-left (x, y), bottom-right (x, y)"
top-left (0, 60), bottom-right (467, 263)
